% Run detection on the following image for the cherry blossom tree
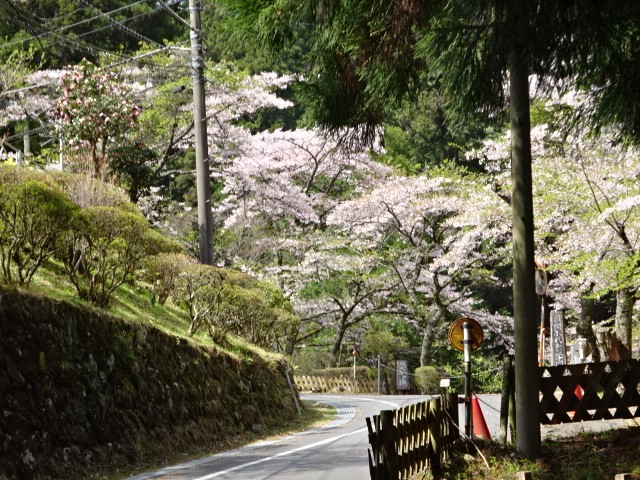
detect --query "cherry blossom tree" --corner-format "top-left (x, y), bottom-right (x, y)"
top-left (470, 92), bottom-right (640, 356)
top-left (214, 125), bottom-right (392, 361)
top-left (54, 60), bottom-right (141, 177)
top-left (328, 165), bottom-right (514, 365)
top-left (534, 126), bottom-right (640, 357)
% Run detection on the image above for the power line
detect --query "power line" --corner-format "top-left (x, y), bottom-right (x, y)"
top-left (1, 1), bottom-right (192, 87)
top-left (1, 0), bottom-right (150, 50)
top-left (1, 41), bottom-right (191, 99)
top-left (156, 0), bottom-right (195, 33)
top-left (104, 41), bottom-right (191, 69)
top-left (74, 8), bottom-right (160, 41)
top-left (79, 0), bottom-right (165, 49)
top-left (3, 7), bottom-right (132, 62)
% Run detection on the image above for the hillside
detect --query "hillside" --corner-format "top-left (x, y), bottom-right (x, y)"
top-left (0, 285), bottom-right (301, 480)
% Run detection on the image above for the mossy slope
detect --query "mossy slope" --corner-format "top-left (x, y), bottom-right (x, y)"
top-left (0, 286), bottom-right (298, 479)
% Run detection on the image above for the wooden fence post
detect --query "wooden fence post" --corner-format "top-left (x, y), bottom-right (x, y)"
top-left (429, 398), bottom-right (442, 478)
top-left (508, 360), bottom-right (516, 444)
top-left (444, 392), bottom-right (459, 450)
top-left (380, 410), bottom-right (398, 479)
top-left (499, 355), bottom-right (514, 444)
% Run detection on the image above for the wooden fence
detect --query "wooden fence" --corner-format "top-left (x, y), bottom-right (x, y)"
top-left (539, 359), bottom-right (640, 424)
top-left (366, 393), bottom-right (459, 480)
top-left (294, 374), bottom-right (381, 394)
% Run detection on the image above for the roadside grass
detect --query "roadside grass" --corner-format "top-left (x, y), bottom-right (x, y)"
top-left (14, 260), bottom-right (327, 480)
top-left (17, 256), bottom-right (640, 480)
top-left (28, 259), bottom-right (194, 338)
top-left (101, 400), bottom-right (337, 480)
top-left (419, 425), bottom-right (640, 480)
top-left (27, 260), bottom-right (292, 366)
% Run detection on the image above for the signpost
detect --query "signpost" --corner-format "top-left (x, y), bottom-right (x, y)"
top-left (448, 317), bottom-right (484, 437)
top-left (550, 310), bottom-right (566, 366)
top-left (353, 349), bottom-right (359, 384)
top-left (396, 359), bottom-right (410, 392)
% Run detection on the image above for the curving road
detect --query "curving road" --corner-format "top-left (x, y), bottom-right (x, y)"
top-left (127, 394), bottom-right (502, 480)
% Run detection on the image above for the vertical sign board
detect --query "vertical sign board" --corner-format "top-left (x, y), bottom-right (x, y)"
top-left (396, 360), bottom-right (410, 391)
top-left (550, 310), bottom-right (566, 366)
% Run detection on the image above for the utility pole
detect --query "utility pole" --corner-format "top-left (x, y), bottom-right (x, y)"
top-left (189, 0), bottom-right (213, 265)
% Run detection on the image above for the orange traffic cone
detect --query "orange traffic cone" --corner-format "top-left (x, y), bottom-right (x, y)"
top-left (472, 396), bottom-right (491, 440)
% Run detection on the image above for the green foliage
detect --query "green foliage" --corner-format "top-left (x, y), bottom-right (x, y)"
top-left (414, 366), bottom-right (439, 394)
top-left (291, 350), bottom-right (335, 374)
top-left (437, 352), bottom-right (503, 394)
top-left (59, 206), bottom-right (167, 307)
top-left (0, 174), bottom-right (77, 286)
top-left (359, 330), bottom-right (408, 364)
top-left (237, 279), bottom-right (299, 348)
top-left (48, 171), bottom-right (133, 210)
top-left (379, 89), bottom-right (490, 174)
top-left (108, 142), bottom-right (159, 203)
top-left (178, 264), bottom-right (298, 347)
top-left (143, 252), bottom-right (193, 305)
top-left (209, 0), bottom-right (311, 74)
top-left (0, 45), bottom-right (41, 93)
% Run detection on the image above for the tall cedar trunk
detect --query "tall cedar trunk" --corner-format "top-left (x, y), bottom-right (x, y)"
top-left (615, 287), bottom-right (635, 356)
top-left (578, 293), bottom-right (600, 362)
top-left (509, 0), bottom-right (541, 458)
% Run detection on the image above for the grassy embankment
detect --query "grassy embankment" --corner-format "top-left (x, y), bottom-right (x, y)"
top-left (16, 261), bottom-right (337, 479)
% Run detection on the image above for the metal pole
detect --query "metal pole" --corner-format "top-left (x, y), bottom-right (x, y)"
top-left (189, 0), bottom-right (213, 265)
top-left (353, 352), bottom-right (357, 384)
top-left (463, 320), bottom-right (472, 438)
top-left (23, 129), bottom-right (30, 158)
top-left (538, 295), bottom-right (546, 366)
top-left (377, 355), bottom-right (381, 395)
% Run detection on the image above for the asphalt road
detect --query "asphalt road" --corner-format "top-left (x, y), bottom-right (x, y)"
top-left (127, 394), bottom-right (503, 480)
top-left (127, 393), bottom-right (637, 480)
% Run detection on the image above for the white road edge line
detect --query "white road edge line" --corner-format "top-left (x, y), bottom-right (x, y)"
top-left (128, 395), bottom-right (401, 479)
top-left (302, 394), bottom-right (401, 409)
top-left (193, 427), bottom-right (368, 479)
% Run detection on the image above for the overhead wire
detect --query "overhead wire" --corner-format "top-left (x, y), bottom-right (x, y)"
top-left (1, 0), bottom-right (212, 146)
top-left (1, 0), bottom-right (197, 74)
top-left (73, 8), bottom-right (161, 42)
top-left (0, 0), bottom-right (150, 50)
top-left (2, 68), bottom-right (193, 145)
top-left (156, 0), bottom-right (195, 33)
top-left (78, 0), bottom-right (165, 49)
top-left (2, 7), bottom-right (132, 63)
top-left (0, 2), bottom-right (192, 99)
top-left (2, 1), bottom-right (191, 78)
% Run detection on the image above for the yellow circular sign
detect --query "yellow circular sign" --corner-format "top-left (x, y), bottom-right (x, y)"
top-left (448, 317), bottom-right (484, 351)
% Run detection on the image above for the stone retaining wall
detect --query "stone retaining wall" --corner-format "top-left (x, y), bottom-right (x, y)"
top-left (0, 287), bottom-right (297, 479)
